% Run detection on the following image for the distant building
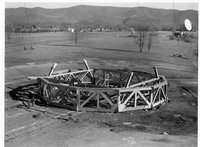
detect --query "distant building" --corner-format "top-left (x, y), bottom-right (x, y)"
top-left (68, 28), bottom-right (74, 32)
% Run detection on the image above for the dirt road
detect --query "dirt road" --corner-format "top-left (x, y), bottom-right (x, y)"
top-left (5, 109), bottom-right (197, 147)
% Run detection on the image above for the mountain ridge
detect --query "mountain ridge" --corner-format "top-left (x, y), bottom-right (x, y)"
top-left (5, 5), bottom-right (198, 29)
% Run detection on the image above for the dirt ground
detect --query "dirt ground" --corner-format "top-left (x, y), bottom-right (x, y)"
top-left (5, 31), bottom-right (198, 146)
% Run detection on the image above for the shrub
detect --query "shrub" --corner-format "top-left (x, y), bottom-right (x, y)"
top-left (182, 33), bottom-right (193, 43)
top-left (169, 35), bottom-right (175, 40)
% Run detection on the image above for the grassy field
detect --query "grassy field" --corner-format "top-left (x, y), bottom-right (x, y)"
top-left (5, 31), bottom-right (198, 146)
top-left (5, 31), bottom-right (198, 81)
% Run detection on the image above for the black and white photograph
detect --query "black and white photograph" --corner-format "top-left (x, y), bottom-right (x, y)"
top-left (4, 1), bottom-right (198, 146)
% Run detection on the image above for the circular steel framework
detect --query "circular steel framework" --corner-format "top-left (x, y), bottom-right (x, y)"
top-left (29, 60), bottom-right (169, 112)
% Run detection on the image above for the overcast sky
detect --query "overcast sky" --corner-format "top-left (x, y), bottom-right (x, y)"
top-left (5, 2), bottom-right (198, 11)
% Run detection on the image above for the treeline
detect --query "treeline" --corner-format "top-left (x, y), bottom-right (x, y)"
top-left (5, 23), bottom-right (197, 33)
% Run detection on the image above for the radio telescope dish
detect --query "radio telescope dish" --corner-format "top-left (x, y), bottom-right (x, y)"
top-left (184, 19), bottom-right (192, 31)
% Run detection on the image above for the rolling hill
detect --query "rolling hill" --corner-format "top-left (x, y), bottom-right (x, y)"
top-left (5, 5), bottom-right (198, 29)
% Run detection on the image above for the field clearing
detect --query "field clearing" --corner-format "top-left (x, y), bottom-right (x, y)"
top-left (5, 31), bottom-right (198, 146)
top-left (5, 31), bottom-right (198, 62)
top-left (5, 31), bottom-right (198, 78)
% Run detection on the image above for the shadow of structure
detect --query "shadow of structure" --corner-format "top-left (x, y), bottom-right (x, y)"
top-left (8, 82), bottom-right (46, 109)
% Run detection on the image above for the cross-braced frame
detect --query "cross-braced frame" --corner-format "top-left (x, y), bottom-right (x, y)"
top-left (29, 60), bottom-right (169, 112)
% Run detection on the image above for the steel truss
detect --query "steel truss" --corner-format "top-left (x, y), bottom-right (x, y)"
top-left (29, 60), bottom-right (169, 112)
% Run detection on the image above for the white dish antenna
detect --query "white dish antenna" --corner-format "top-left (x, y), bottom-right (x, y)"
top-left (184, 19), bottom-right (192, 31)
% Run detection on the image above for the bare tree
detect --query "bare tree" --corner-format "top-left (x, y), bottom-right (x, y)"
top-left (74, 29), bottom-right (78, 46)
top-left (193, 42), bottom-right (198, 61)
top-left (193, 49), bottom-right (198, 60)
top-left (147, 32), bottom-right (154, 53)
top-left (5, 24), bottom-right (12, 42)
top-left (135, 25), bottom-right (150, 53)
top-left (68, 27), bottom-right (79, 46)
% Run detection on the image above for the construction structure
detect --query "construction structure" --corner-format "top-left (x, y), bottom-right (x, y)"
top-left (28, 60), bottom-right (169, 112)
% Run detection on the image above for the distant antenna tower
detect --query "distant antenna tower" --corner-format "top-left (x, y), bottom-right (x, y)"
top-left (172, 2), bottom-right (182, 56)
top-left (24, 3), bottom-right (34, 50)
top-left (173, 2), bottom-right (178, 30)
